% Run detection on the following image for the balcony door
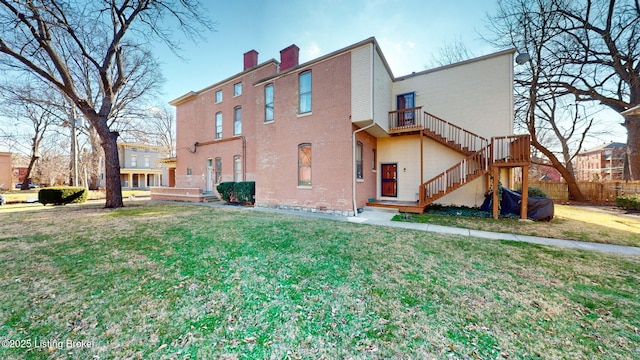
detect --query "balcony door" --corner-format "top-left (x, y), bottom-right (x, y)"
top-left (397, 92), bottom-right (415, 126)
top-left (381, 163), bottom-right (397, 197)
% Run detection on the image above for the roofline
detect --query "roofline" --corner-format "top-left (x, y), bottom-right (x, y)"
top-left (621, 104), bottom-right (640, 116)
top-left (169, 59), bottom-right (279, 106)
top-left (394, 48), bottom-right (517, 81)
top-left (255, 37), bottom-right (395, 86)
top-left (117, 142), bottom-right (166, 151)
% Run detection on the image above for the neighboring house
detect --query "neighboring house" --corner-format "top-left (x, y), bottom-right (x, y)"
top-left (575, 142), bottom-right (627, 181)
top-left (0, 152), bottom-right (11, 190)
top-left (159, 37), bottom-right (529, 216)
top-left (118, 143), bottom-right (169, 189)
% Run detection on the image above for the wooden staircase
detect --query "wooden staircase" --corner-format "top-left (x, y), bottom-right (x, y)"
top-left (382, 107), bottom-right (531, 213)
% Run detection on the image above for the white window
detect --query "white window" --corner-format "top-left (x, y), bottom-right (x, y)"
top-left (234, 107), bottom-right (242, 135)
top-left (234, 155), bottom-right (242, 182)
top-left (299, 71), bottom-right (311, 113)
top-left (234, 82), bottom-right (242, 96)
top-left (215, 90), bottom-right (222, 103)
top-left (131, 155), bottom-right (137, 168)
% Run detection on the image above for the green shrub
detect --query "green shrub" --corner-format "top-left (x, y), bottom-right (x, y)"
top-left (38, 187), bottom-right (87, 205)
top-left (216, 182), bottom-right (235, 203)
top-left (518, 187), bottom-right (548, 198)
top-left (615, 194), bottom-right (640, 210)
top-left (234, 181), bottom-right (255, 204)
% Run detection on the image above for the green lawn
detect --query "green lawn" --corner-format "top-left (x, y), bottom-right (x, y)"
top-left (1, 202), bottom-right (639, 359)
top-left (395, 204), bottom-right (640, 247)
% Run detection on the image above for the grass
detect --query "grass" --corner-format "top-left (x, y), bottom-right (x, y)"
top-left (1, 189), bottom-right (150, 204)
top-left (0, 202), bottom-right (639, 359)
top-left (394, 204), bottom-right (640, 247)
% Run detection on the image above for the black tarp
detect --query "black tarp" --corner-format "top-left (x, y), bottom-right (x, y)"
top-left (480, 188), bottom-right (554, 221)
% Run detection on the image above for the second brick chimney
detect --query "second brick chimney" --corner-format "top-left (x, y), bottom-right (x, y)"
top-left (243, 50), bottom-right (258, 70)
top-left (279, 44), bottom-right (299, 72)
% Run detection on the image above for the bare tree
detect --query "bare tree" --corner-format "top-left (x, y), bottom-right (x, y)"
top-left (0, 0), bottom-right (211, 207)
top-left (487, 0), bottom-right (635, 200)
top-left (123, 106), bottom-right (176, 157)
top-left (428, 37), bottom-right (476, 68)
top-left (491, 0), bottom-right (640, 180)
top-left (0, 83), bottom-right (63, 190)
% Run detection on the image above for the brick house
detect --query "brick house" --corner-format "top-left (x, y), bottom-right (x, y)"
top-left (156, 37), bottom-right (528, 216)
top-left (575, 142), bottom-right (627, 181)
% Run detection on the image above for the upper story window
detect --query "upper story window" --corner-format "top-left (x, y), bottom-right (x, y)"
top-left (299, 71), bottom-right (312, 114)
top-left (131, 155), bottom-right (137, 168)
top-left (215, 112), bottom-right (223, 139)
top-left (234, 107), bottom-right (242, 135)
top-left (234, 82), bottom-right (242, 96)
top-left (215, 90), bottom-right (222, 103)
top-left (265, 84), bottom-right (274, 122)
top-left (144, 156), bottom-right (150, 168)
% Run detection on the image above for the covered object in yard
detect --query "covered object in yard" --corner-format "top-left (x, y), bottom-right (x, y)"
top-left (481, 188), bottom-right (554, 221)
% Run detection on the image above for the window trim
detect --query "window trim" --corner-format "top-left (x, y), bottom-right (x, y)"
top-left (298, 71), bottom-right (312, 114)
top-left (233, 106), bottom-right (242, 135)
top-left (215, 157), bottom-right (222, 184)
top-left (298, 143), bottom-right (312, 186)
top-left (215, 90), bottom-right (222, 103)
top-left (215, 112), bottom-right (223, 139)
top-left (356, 141), bottom-right (363, 180)
top-left (233, 82), bottom-right (242, 97)
top-left (233, 155), bottom-right (243, 182)
top-left (265, 84), bottom-right (274, 123)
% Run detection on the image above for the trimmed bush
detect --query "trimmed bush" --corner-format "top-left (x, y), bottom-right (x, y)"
top-left (234, 181), bottom-right (255, 204)
top-left (38, 187), bottom-right (88, 205)
top-left (615, 194), bottom-right (640, 210)
top-left (518, 187), bottom-right (548, 198)
top-left (216, 182), bottom-right (235, 203)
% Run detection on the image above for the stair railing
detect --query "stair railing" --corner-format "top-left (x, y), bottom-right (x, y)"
top-left (418, 144), bottom-right (491, 206)
top-left (423, 111), bottom-right (488, 153)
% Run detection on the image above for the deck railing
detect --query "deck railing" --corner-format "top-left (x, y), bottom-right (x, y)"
top-left (491, 135), bottom-right (530, 165)
top-left (388, 107), bottom-right (423, 131)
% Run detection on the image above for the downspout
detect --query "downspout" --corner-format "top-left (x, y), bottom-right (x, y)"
top-left (353, 120), bottom-right (375, 217)
top-left (351, 43), bottom-right (377, 217)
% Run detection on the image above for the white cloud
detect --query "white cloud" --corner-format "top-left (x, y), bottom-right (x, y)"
top-left (306, 42), bottom-right (321, 60)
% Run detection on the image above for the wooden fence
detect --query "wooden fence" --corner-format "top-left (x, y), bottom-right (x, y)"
top-left (513, 180), bottom-right (640, 202)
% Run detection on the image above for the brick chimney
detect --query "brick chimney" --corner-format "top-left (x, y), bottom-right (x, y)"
top-left (279, 44), bottom-right (299, 71)
top-left (243, 50), bottom-right (258, 70)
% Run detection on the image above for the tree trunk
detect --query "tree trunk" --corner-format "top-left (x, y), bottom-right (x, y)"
top-left (624, 114), bottom-right (640, 180)
top-left (20, 155), bottom-right (37, 190)
top-left (101, 130), bottom-right (124, 208)
top-left (531, 141), bottom-right (585, 201)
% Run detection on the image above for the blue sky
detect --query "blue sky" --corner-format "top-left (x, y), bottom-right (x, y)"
top-left (156, 0), bottom-right (498, 105)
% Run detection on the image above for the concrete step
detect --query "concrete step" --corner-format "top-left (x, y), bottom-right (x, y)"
top-left (363, 205), bottom-right (400, 214)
